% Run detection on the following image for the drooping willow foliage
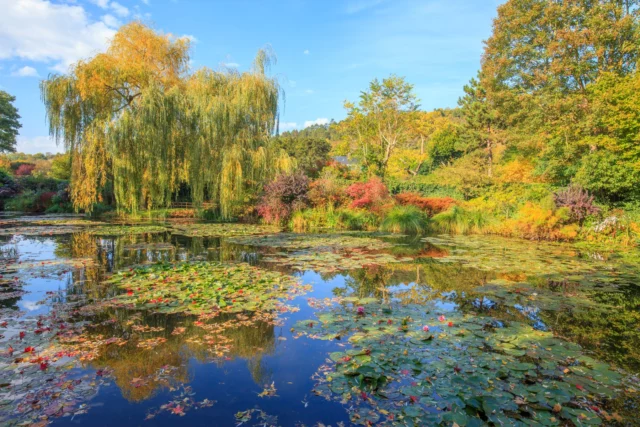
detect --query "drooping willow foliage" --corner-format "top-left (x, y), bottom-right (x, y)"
top-left (41, 22), bottom-right (294, 217)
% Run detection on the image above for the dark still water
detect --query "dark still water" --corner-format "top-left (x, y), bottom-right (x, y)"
top-left (1, 217), bottom-right (639, 426)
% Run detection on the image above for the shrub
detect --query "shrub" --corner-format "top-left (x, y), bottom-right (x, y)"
top-left (90, 202), bottom-right (115, 218)
top-left (385, 179), bottom-right (464, 199)
top-left (499, 202), bottom-right (577, 241)
top-left (15, 164), bottom-right (36, 176)
top-left (36, 191), bottom-right (56, 211)
top-left (0, 169), bottom-right (19, 202)
top-left (308, 178), bottom-right (347, 208)
top-left (395, 192), bottom-right (457, 216)
top-left (381, 205), bottom-right (429, 234)
top-left (345, 177), bottom-right (391, 212)
top-left (4, 191), bottom-right (38, 212)
top-left (554, 184), bottom-right (600, 225)
top-left (45, 187), bottom-right (74, 213)
top-left (257, 173), bottom-right (310, 225)
top-left (45, 203), bottom-right (74, 214)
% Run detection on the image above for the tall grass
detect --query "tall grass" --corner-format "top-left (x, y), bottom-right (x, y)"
top-left (337, 209), bottom-right (379, 231)
top-left (289, 207), bottom-right (379, 231)
top-left (380, 205), bottom-right (429, 235)
top-left (431, 205), bottom-right (492, 234)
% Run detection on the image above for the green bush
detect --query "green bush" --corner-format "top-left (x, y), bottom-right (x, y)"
top-left (4, 191), bottom-right (39, 212)
top-left (90, 202), bottom-right (115, 218)
top-left (380, 205), bottom-right (429, 234)
top-left (385, 179), bottom-right (463, 199)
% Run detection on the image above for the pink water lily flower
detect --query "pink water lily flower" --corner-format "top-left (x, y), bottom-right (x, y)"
top-left (438, 315), bottom-right (446, 322)
top-left (357, 306), bottom-right (365, 315)
top-left (422, 325), bottom-right (430, 332)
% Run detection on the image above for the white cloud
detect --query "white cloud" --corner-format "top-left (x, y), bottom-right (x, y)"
top-left (90, 0), bottom-right (110, 8)
top-left (303, 118), bottom-right (329, 128)
top-left (16, 136), bottom-right (64, 154)
top-left (11, 65), bottom-right (39, 77)
top-left (141, 0), bottom-right (150, 5)
top-left (221, 62), bottom-right (239, 68)
top-left (109, 1), bottom-right (129, 17)
top-left (90, 0), bottom-right (128, 17)
top-left (279, 122), bottom-right (298, 132)
top-left (0, 0), bottom-right (116, 72)
top-left (101, 14), bottom-right (120, 28)
top-left (303, 49), bottom-right (310, 55)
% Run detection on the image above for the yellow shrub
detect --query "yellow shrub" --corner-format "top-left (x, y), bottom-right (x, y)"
top-left (494, 202), bottom-right (575, 241)
top-left (495, 159), bottom-right (540, 184)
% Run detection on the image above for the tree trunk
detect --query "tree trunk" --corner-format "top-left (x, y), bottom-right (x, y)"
top-left (486, 138), bottom-right (493, 177)
top-left (486, 124), bottom-right (492, 177)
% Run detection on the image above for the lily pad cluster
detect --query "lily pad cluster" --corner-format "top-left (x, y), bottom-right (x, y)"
top-left (294, 298), bottom-right (628, 426)
top-left (0, 225), bottom-right (85, 236)
top-left (230, 233), bottom-right (395, 251)
top-left (170, 223), bottom-right (280, 237)
top-left (0, 223), bottom-right (168, 237)
top-left (87, 225), bottom-right (169, 236)
top-left (98, 261), bottom-right (309, 315)
top-left (230, 233), bottom-right (411, 273)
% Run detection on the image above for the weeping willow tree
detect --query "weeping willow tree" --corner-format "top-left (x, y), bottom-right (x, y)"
top-left (41, 22), bottom-right (293, 217)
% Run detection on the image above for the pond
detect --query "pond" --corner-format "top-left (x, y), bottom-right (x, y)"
top-left (0, 215), bottom-right (638, 426)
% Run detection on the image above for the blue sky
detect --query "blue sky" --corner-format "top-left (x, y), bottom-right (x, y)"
top-left (0, 0), bottom-right (501, 153)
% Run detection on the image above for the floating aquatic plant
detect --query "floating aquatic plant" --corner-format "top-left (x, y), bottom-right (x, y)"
top-left (294, 299), bottom-right (629, 426)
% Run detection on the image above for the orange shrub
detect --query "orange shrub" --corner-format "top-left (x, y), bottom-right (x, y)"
top-left (395, 192), bottom-right (457, 216)
top-left (496, 202), bottom-right (578, 241)
top-left (308, 178), bottom-right (347, 208)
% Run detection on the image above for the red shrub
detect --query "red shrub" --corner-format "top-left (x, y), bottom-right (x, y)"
top-left (31, 191), bottom-right (56, 212)
top-left (346, 177), bottom-right (390, 212)
top-left (15, 164), bottom-right (35, 176)
top-left (395, 192), bottom-right (457, 216)
top-left (257, 173), bottom-right (309, 224)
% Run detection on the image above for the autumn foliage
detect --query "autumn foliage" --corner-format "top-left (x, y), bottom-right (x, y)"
top-left (257, 173), bottom-right (309, 224)
top-left (394, 192), bottom-right (457, 216)
top-left (15, 164), bottom-right (35, 176)
top-left (308, 178), bottom-right (347, 208)
top-left (345, 177), bottom-right (390, 212)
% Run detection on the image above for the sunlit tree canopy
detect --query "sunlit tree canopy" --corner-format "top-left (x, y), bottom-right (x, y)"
top-left (41, 22), bottom-right (293, 216)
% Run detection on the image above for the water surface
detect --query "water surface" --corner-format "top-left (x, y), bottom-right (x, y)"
top-left (0, 217), bottom-right (638, 426)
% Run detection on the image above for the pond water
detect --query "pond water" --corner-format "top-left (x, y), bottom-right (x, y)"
top-left (0, 216), bottom-right (639, 426)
